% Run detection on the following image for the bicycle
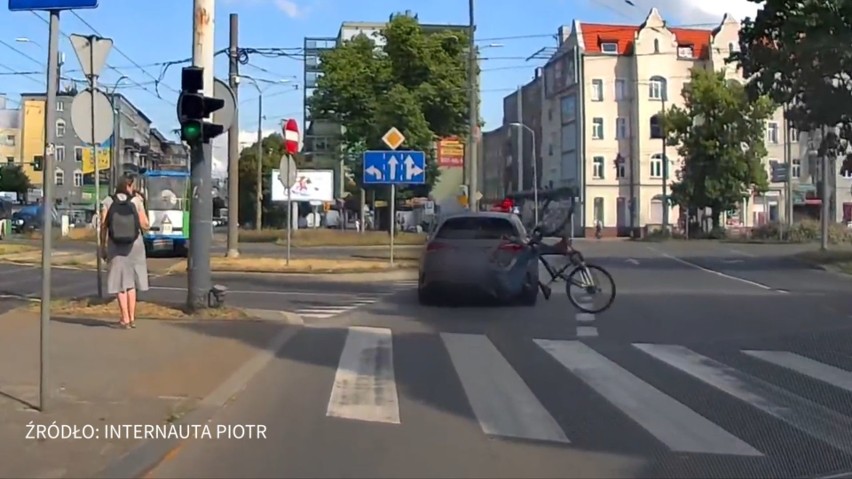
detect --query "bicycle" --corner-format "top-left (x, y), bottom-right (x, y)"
top-left (492, 199), bottom-right (616, 314)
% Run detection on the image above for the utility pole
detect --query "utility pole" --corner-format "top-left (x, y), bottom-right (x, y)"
top-left (821, 126), bottom-right (831, 251)
top-left (226, 13), bottom-right (240, 257)
top-left (516, 84), bottom-right (523, 192)
top-left (88, 39), bottom-right (103, 299)
top-left (783, 106), bottom-right (793, 239)
top-left (661, 96), bottom-right (669, 230)
top-left (467, 0), bottom-right (478, 211)
top-left (187, 0), bottom-right (215, 309)
top-left (255, 95), bottom-right (263, 230)
top-left (39, 9), bottom-right (60, 413)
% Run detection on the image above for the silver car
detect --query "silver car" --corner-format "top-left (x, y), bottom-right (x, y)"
top-left (417, 212), bottom-right (539, 306)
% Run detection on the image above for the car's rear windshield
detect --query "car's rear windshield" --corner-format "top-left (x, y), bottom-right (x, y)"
top-left (435, 216), bottom-right (516, 240)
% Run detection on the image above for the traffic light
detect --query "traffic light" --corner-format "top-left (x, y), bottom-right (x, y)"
top-left (177, 66), bottom-right (225, 144)
top-left (33, 155), bottom-right (43, 171)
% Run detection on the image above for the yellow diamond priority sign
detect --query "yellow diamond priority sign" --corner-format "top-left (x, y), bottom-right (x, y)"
top-left (381, 127), bottom-right (405, 150)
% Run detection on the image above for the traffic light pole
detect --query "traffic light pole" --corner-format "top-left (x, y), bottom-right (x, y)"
top-left (187, 0), bottom-right (215, 310)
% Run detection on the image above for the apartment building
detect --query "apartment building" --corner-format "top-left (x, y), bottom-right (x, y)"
top-left (543, 8), bottom-right (793, 236)
top-left (0, 95), bottom-right (20, 166)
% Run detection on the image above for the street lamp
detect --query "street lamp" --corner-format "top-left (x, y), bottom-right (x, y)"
top-left (237, 74), bottom-right (294, 230)
top-left (15, 37), bottom-right (41, 47)
top-left (509, 122), bottom-right (539, 225)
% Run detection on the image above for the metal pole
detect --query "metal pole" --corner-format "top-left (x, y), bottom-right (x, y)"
top-left (821, 129), bottom-right (830, 251)
top-left (285, 153), bottom-right (291, 264)
top-left (531, 128), bottom-right (538, 225)
top-left (39, 9), bottom-right (60, 412)
top-left (389, 184), bottom-right (395, 265)
top-left (90, 38), bottom-right (103, 299)
top-left (661, 96), bottom-right (669, 230)
top-left (516, 85), bottom-right (523, 192)
top-left (187, 0), bottom-right (215, 310)
top-left (467, 0), bottom-right (479, 211)
top-left (359, 187), bottom-right (365, 233)
top-left (254, 93), bottom-right (262, 230)
top-left (226, 13), bottom-right (240, 257)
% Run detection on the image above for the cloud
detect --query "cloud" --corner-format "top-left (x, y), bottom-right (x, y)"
top-left (211, 129), bottom-right (276, 178)
top-left (655, 0), bottom-right (760, 24)
top-left (275, 0), bottom-right (304, 18)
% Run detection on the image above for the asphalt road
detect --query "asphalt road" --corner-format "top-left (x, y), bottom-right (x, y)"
top-left (144, 239), bottom-right (852, 479)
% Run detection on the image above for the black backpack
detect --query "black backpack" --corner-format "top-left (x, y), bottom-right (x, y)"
top-left (107, 195), bottom-right (140, 245)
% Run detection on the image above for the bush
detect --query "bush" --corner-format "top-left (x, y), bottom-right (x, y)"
top-left (752, 220), bottom-right (852, 244)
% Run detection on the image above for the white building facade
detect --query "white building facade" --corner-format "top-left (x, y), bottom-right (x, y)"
top-left (542, 8), bottom-right (796, 236)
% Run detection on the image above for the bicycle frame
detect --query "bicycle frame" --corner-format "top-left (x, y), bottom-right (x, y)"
top-left (537, 247), bottom-right (596, 291)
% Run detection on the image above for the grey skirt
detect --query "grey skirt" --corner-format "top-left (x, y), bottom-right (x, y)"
top-left (106, 236), bottom-right (149, 294)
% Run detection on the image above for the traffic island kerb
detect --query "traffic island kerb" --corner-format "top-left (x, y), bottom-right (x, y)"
top-left (166, 256), bottom-right (418, 275)
top-left (26, 297), bottom-right (253, 321)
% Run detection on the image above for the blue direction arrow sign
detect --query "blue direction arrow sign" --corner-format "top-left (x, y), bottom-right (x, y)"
top-left (9, 0), bottom-right (97, 10)
top-left (363, 150), bottom-right (426, 185)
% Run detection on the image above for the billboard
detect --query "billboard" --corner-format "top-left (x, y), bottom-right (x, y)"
top-left (437, 136), bottom-right (464, 168)
top-left (80, 137), bottom-right (112, 173)
top-left (270, 169), bottom-right (333, 202)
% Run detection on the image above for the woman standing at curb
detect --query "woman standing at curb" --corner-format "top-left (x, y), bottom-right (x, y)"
top-left (99, 173), bottom-right (151, 329)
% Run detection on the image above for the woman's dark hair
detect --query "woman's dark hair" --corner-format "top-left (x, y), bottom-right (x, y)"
top-left (116, 173), bottom-right (136, 195)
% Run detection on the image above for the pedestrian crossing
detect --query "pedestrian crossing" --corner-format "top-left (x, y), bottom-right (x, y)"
top-left (317, 326), bottom-right (852, 460)
top-left (293, 297), bottom-right (379, 319)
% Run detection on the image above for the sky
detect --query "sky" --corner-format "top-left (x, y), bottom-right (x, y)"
top-left (0, 0), bottom-right (761, 176)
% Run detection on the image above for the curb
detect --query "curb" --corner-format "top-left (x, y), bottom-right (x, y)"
top-left (96, 322), bottom-right (301, 479)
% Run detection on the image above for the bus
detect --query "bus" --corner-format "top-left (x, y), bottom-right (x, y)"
top-left (142, 168), bottom-right (190, 256)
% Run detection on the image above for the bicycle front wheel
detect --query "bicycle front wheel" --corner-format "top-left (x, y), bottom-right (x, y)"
top-left (565, 264), bottom-right (616, 314)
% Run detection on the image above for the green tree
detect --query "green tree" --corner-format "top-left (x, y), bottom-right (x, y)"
top-left (0, 164), bottom-right (31, 195)
top-left (664, 68), bottom-right (774, 227)
top-left (736, 0), bottom-right (852, 130)
top-left (237, 133), bottom-right (308, 227)
top-left (308, 13), bottom-right (471, 197)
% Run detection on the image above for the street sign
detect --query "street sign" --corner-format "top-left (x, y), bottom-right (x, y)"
top-left (283, 118), bottom-right (300, 154)
top-left (363, 150), bottom-right (426, 185)
top-left (70, 88), bottom-right (113, 144)
top-left (770, 161), bottom-right (789, 183)
top-left (211, 78), bottom-right (236, 130)
top-left (69, 34), bottom-right (112, 78)
top-left (8, 0), bottom-right (97, 10)
top-left (277, 154), bottom-right (298, 188)
top-left (381, 127), bottom-right (405, 150)
top-left (424, 200), bottom-right (435, 215)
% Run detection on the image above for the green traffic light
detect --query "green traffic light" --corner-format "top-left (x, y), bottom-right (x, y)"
top-left (181, 121), bottom-right (202, 141)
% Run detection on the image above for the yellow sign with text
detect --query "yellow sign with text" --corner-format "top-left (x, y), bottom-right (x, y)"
top-left (81, 148), bottom-right (111, 174)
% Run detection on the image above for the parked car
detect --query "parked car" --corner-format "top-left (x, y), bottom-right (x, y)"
top-left (11, 204), bottom-right (58, 234)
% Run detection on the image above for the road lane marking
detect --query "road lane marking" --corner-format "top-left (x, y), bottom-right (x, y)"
top-left (536, 340), bottom-right (761, 456)
top-left (743, 350), bottom-right (852, 394)
top-left (626, 258), bottom-right (640, 265)
top-left (326, 326), bottom-right (400, 424)
top-left (441, 332), bottom-right (569, 443)
top-left (635, 343), bottom-right (852, 455)
top-left (646, 247), bottom-right (776, 291)
top-left (577, 326), bottom-right (598, 337)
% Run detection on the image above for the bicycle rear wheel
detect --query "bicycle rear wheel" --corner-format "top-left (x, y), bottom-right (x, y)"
top-left (565, 264), bottom-right (616, 314)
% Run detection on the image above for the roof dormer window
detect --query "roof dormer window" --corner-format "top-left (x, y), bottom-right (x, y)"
top-left (601, 42), bottom-right (618, 54)
top-left (677, 45), bottom-right (694, 58)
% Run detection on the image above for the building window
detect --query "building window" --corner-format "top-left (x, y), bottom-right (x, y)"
top-left (561, 95), bottom-right (576, 122)
top-left (592, 156), bottom-right (605, 179)
top-left (789, 127), bottom-right (798, 142)
top-left (616, 117), bottom-right (628, 139)
top-left (547, 108), bottom-right (553, 122)
top-left (601, 43), bottom-right (618, 54)
top-left (649, 76), bottom-right (667, 100)
top-left (594, 197), bottom-right (604, 224)
top-left (650, 115), bottom-right (664, 139)
top-left (728, 42), bottom-right (736, 53)
top-left (4, 134), bottom-right (14, 146)
top-left (6, 157), bottom-right (14, 164)
top-left (616, 158), bottom-right (626, 178)
top-left (792, 158), bottom-right (801, 178)
top-left (73, 170), bottom-right (83, 187)
top-left (592, 118), bottom-right (604, 139)
top-left (615, 79), bottom-right (626, 101)
top-left (650, 154), bottom-right (664, 178)
top-left (591, 79), bottom-right (604, 101)
top-left (677, 46), bottom-right (694, 58)
top-left (765, 121), bottom-right (779, 143)
top-left (55, 145), bottom-right (65, 163)
top-left (54, 169), bottom-right (64, 185)
top-left (75, 146), bottom-right (83, 162)
top-left (56, 119), bottom-right (66, 137)
top-left (653, 38), bottom-right (660, 53)
top-left (56, 101), bottom-right (64, 112)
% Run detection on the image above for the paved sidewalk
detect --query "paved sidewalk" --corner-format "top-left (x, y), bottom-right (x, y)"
top-left (0, 308), bottom-right (288, 478)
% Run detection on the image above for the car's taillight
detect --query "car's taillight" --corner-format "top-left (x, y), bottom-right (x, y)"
top-left (498, 243), bottom-right (523, 253)
top-left (426, 241), bottom-right (452, 252)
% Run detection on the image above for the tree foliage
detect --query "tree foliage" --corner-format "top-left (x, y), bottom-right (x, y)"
top-left (237, 133), bottom-right (308, 227)
top-left (308, 13), bottom-right (471, 196)
top-left (664, 68), bottom-right (773, 226)
top-left (0, 164), bottom-right (31, 194)
top-left (736, 0), bottom-right (852, 130)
